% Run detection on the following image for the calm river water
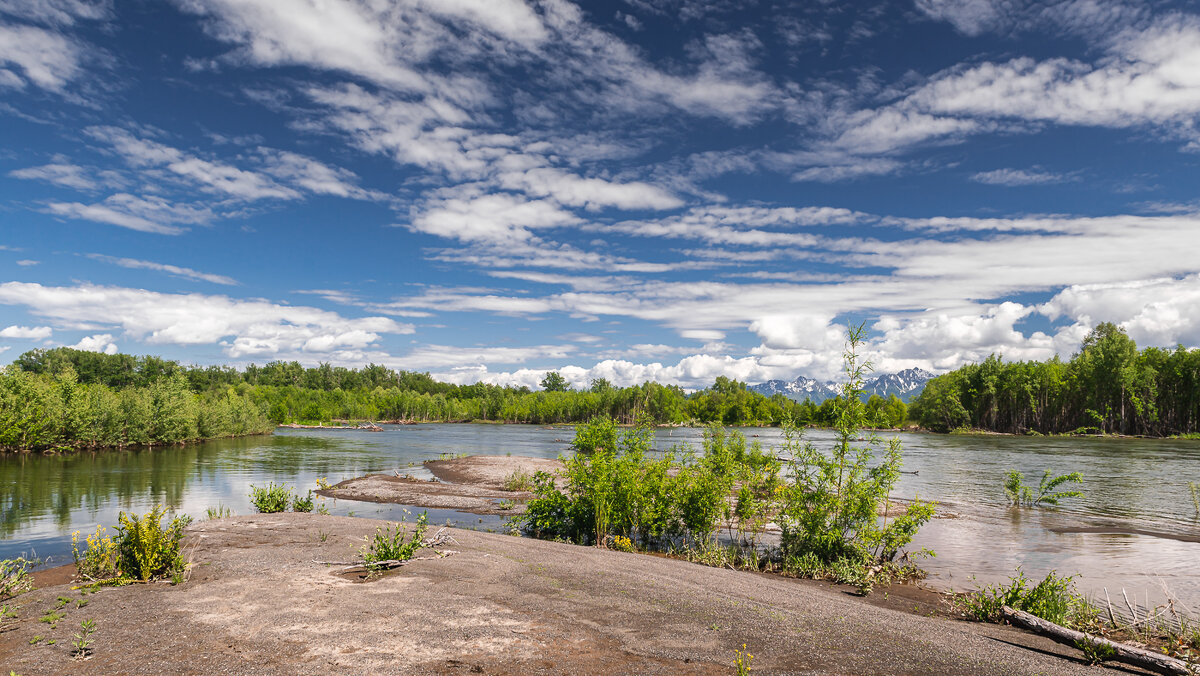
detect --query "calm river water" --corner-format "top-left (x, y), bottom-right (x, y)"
top-left (2, 425), bottom-right (1198, 609)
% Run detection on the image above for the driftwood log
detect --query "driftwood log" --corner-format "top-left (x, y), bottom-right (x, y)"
top-left (1001, 605), bottom-right (1195, 676)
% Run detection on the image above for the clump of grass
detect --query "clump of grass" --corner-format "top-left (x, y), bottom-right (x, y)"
top-left (1076, 638), bottom-right (1116, 665)
top-left (495, 499), bottom-right (516, 511)
top-left (204, 504), bottom-right (234, 520)
top-left (249, 482), bottom-right (292, 513)
top-left (116, 507), bottom-right (191, 581)
top-left (0, 557), bottom-right (35, 599)
top-left (361, 513), bottom-right (428, 569)
top-left (1004, 470), bottom-right (1084, 507)
top-left (72, 618), bottom-right (96, 659)
top-left (503, 469), bottom-right (534, 492)
top-left (1190, 482), bottom-right (1199, 518)
top-left (955, 568), bottom-right (1096, 629)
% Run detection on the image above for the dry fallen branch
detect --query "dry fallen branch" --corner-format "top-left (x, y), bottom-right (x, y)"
top-left (1001, 605), bottom-right (1195, 676)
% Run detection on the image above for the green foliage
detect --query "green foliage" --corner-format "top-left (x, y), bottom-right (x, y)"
top-left (1190, 482), bottom-right (1199, 518)
top-left (1005, 469), bottom-right (1084, 507)
top-left (914, 323), bottom-right (1200, 437)
top-left (539, 371), bottom-right (569, 392)
top-left (734, 644), bottom-right (753, 675)
top-left (502, 469), bottom-right (534, 492)
top-left (361, 513), bottom-right (428, 567)
top-left (292, 491), bottom-right (315, 513)
top-left (956, 569), bottom-right (1096, 629)
top-left (72, 618), bottom-right (96, 658)
top-left (0, 364), bottom-right (271, 452)
top-left (204, 504), bottom-right (234, 520)
top-left (249, 482), bottom-right (292, 513)
top-left (115, 506), bottom-right (190, 581)
top-left (1075, 638), bottom-right (1116, 665)
top-left (778, 325), bottom-right (935, 568)
top-left (0, 557), bottom-right (34, 600)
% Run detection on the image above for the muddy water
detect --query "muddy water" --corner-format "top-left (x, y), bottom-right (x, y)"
top-left (2, 425), bottom-right (1197, 608)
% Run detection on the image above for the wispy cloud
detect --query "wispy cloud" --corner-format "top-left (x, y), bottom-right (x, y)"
top-left (86, 254), bottom-right (239, 285)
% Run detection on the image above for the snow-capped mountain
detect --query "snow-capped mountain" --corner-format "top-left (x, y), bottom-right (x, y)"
top-left (750, 368), bottom-right (934, 404)
top-left (861, 368), bottom-right (934, 402)
top-left (749, 375), bottom-right (839, 403)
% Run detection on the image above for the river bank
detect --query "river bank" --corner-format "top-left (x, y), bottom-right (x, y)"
top-left (0, 513), bottom-right (1127, 675)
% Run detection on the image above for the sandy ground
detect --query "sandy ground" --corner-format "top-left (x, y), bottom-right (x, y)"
top-left (318, 455), bottom-right (563, 515)
top-left (0, 513), bottom-right (1157, 675)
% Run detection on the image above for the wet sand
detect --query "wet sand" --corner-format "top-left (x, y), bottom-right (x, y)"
top-left (317, 455), bottom-right (562, 515)
top-left (0, 513), bottom-right (1149, 675)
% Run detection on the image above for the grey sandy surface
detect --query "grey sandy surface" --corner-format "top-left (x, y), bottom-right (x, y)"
top-left (320, 455), bottom-right (563, 515)
top-left (0, 513), bottom-right (1149, 675)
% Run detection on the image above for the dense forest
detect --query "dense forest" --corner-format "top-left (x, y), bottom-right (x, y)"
top-left (3, 347), bottom-right (911, 452)
top-left (911, 323), bottom-right (1200, 436)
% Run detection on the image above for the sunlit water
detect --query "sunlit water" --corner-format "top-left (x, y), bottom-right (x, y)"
top-left (2, 425), bottom-right (1197, 609)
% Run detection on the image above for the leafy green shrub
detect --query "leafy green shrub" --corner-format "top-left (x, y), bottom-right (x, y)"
top-left (292, 490), bottom-right (315, 513)
top-left (361, 513), bottom-right (428, 567)
top-left (1005, 469), bottom-right (1084, 507)
top-left (956, 569), bottom-right (1095, 628)
top-left (778, 326), bottom-right (935, 570)
top-left (116, 506), bottom-right (191, 581)
top-left (0, 557), bottom-right (34, 600)
top-left (249, 482), bottom-right (292, 513)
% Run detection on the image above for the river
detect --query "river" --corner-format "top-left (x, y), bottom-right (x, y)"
top-left (2, 425), bottom-right (1198, 610)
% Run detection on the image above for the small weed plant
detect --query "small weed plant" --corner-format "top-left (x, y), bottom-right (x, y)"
top-left (72, 619), bottom-right (96, 659)
top-left (1004, 470), bottom-right (1084, 507)
top-left (1190, 481), bottom-right (1199, 518)
top-left (361, 512), bottom-right (428, 568)
top-left (734, 644), bottom-right (753, 675)
top-left (249, 482), bottom-right (292, 513)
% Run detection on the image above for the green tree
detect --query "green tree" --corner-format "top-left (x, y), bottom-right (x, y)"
top-left (540, 371), bottom-right (569, 392)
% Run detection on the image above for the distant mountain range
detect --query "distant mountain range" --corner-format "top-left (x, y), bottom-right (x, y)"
top-left (749, 368), bottom-right (934, 404)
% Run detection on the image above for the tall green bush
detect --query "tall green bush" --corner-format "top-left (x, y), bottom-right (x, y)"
top-left (778, 325), bottom-right (935, 566)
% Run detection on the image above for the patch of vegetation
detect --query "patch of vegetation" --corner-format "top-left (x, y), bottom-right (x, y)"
top-left (292, 490), bottom-right (315, 513)
top-left (115, 507), bottom-right (191, 581)
top-left (204, 504), bottom-right (234, 520)
top-left (1190, 481), bottom-right (1199, 518)
top-left (249, 482), bottom-right (292, 513)
top-left (361, 513), bottom-right (428, 569)
top-left (503, 469), bottom-right (534, 492)
top-left (72, 526), bottom-right (120, 581)
top-left (955, 569), bottom-right (1096, 629)
top-left (495, 499), bottom-right (516, 511)
top-left (520, 326), bottom-right (935, 594)
top-left (1075, 637), bottom-right (1115, 665)
top-left (40, 609), bottom-right (64, 627)
top-left (1004, 470), bottom-right (1084, 507)
top-left (0, 557), bottom-right (35, 599)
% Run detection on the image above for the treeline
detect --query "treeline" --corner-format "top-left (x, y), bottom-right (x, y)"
top-left (7, 348), bottom-right (830, 434)
top-left (911, 323), bottom-right (1200, 436)
top-left (0, 367), bottom-right (273, 452)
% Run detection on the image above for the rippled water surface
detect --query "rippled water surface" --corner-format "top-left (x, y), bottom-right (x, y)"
top-left (2, 425), bottom-right (1197, 607)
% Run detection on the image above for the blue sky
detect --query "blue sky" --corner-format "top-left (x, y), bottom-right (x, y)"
top-left (3, 0), bottom-right (1200, 389)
